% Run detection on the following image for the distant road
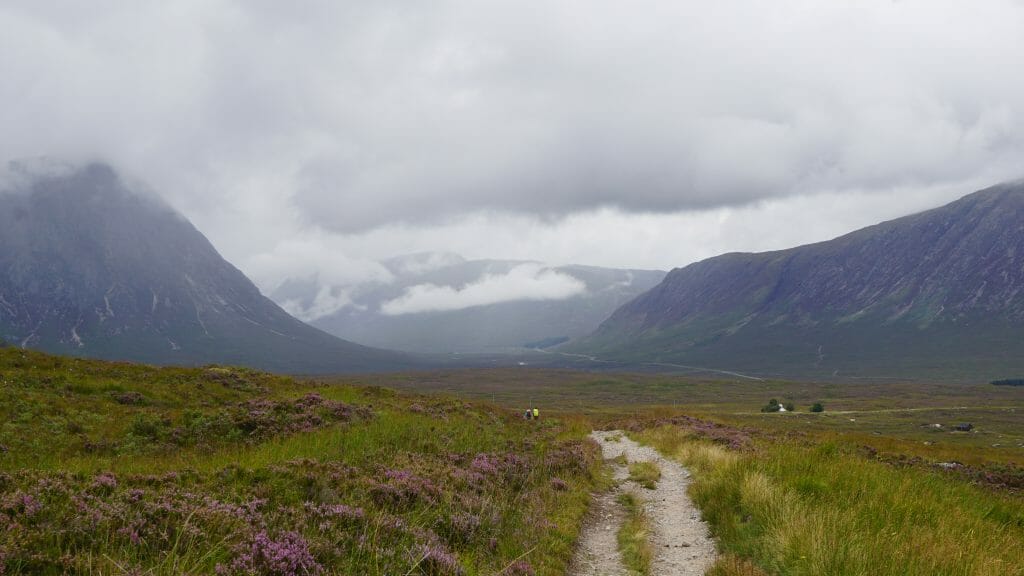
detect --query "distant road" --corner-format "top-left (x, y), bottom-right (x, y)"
top-left (537, 349), bottom-right (766, 381)
top-left (729, 406), bottom-right (1021, 416)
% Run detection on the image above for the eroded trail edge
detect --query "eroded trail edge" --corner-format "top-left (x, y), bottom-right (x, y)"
top-left (569, 430), bottom-right (717, 576)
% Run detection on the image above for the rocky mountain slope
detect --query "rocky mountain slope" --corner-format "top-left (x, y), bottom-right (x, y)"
top-left (273, 253), bottom-right (665, 353)
top-left (0, 162), bottom-right (413, 373)
top-left (572, 183), bottom-right (1024, 380)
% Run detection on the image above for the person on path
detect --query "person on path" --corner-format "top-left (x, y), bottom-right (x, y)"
top-left (524, 409), bottom-right (532, 420)
top-left (532, 407), bottom-right (539, 420)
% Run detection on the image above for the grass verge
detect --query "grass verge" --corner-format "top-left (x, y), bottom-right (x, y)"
top-left (635, 425), bottom-right (1024, 576)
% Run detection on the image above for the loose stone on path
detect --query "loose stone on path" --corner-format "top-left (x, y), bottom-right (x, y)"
top-left (568, 430), bottom-right (717, 576)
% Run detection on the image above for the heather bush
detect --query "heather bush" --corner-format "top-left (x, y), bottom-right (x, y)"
top-left (412, 543), bottom-right (465, 576)
top-left (437, 511), bottom-right (484, 545)
top-left (370, 469), bottom-right (442, 508)
top-left (543, 440), bottom-right (594, 474)
top-left (218, 531), bottom-right (323, 576)
top-left (112, 391), bottom-right (146, 405)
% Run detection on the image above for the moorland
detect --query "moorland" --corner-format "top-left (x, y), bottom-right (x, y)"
top-left (1, 348), bottom-right (1022, 575)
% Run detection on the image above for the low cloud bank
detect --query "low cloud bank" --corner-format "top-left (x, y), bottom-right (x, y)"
top-left (280, 286), bottom-right (359, 323)
top-left (380, 263), bottom-right (586, 315)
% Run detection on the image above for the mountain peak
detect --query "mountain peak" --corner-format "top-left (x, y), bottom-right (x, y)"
top-left (0, 162), bottom-right (413, 373)
top-left (79, 161), bottom-right (118, 183)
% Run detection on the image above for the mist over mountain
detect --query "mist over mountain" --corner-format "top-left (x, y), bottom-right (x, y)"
top-left (0, 162), bottom-right (414, 373)
top-left (270, 253), bottom-right (665, 353)
top-left (572, 183), bottom-right (1024, 380)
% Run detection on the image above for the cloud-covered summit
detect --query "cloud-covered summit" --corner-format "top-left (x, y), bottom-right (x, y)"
top-left (271, 253), bottom-right (666, 353)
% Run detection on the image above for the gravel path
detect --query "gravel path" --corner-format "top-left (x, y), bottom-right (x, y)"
top-left (569, 430), bottom-right (717, 575)
top-left (566, 470), bottom-right (629, 576)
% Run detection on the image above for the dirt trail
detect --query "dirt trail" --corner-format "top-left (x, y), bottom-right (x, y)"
top-left (569, 430), bottom-right (716, 576)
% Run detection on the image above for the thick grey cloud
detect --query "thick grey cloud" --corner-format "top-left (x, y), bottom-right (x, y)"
top-left (2, 1), bottom-right (1023, 297)
top-left (4, 1), bottom-right (1024, 228)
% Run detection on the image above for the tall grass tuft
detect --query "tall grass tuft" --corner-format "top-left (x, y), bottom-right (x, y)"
top-left (627, 461), bottom-right (661, 490)
top-left (707, 554), bottom-right (770, 576)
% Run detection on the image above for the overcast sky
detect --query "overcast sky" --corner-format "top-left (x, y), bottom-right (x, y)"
top-left (3, 1), bottom-right (1023, 301)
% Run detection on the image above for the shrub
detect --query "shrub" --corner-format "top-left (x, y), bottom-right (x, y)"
top-left (411, 543), bottom-right (464, 576)
top-left (90, 472), bottom-right (118, 494)
top-left (181, 410), bottom-right (237, 445)
top-left (760, 399), bottom-right (781, 413)
top-left (217, 530), bottom-right (323, 575)
top-left (810, 403), bottom-right (824, 413)
top-left (370, 469), bottom-right (441, 508)
top-left (784, 402), bottom-right (795, 412)
top-left (129, 413), bottom-right (170, 440)
top-left (543, 440), bottom-right (596, 474)
top-left (112, 391), bottom-right (145, 405)
top-left (438, 512), bottom-right (483, 545)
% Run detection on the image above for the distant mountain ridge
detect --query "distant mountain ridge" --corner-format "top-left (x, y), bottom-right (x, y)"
top-left (0, 162), bottom-right (414, 373)
top-left (571, 182), bottom-right (1024, 380)
top-left (272, 253), bottom-right (666, 353)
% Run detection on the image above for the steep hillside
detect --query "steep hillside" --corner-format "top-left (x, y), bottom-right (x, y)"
top-left (273, 253), bottom-right (665, 353)
top-left (0, 162), bottom-right (413, 373)
top-left (573, 183), bottom-right (1024, 380)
